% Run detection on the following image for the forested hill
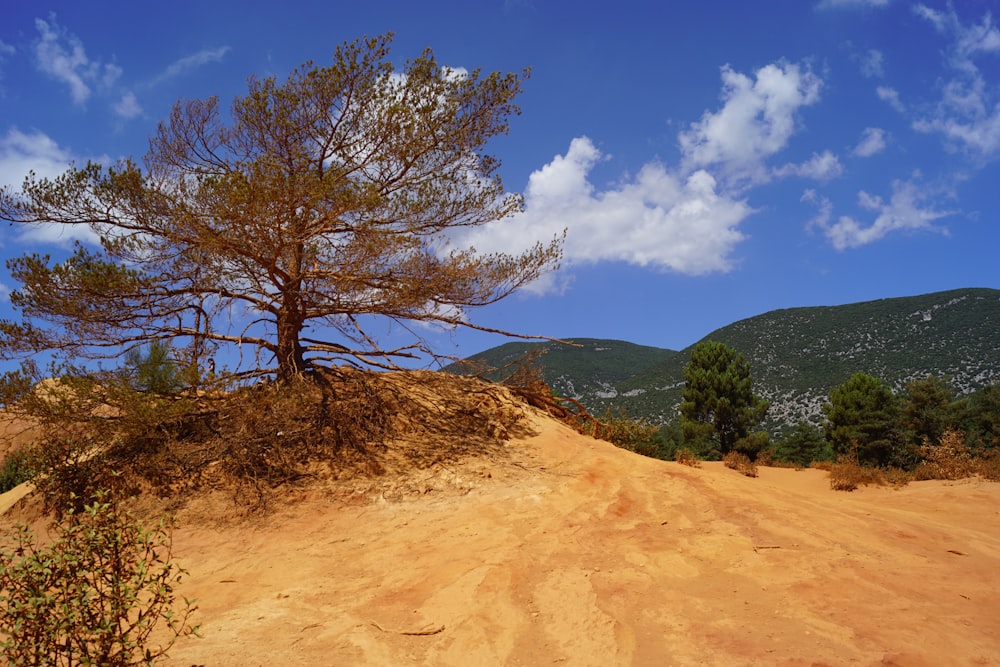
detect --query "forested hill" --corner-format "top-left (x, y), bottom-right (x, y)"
top-left (450, 288), bottom-right (1000, 432)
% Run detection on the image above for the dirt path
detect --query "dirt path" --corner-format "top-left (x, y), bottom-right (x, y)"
top-left (134, 414), bottom-right (1000, 666)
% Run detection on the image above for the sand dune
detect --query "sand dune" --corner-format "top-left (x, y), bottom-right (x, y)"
top-left (78, 411), bottom-right (997, 666)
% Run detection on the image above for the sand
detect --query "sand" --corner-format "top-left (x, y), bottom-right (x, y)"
top-left (2, 409), bottom-right (999, 665)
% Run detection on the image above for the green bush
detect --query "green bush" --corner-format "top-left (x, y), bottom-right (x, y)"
top-left (0, 490), bottom-right (199, 665)
top-left (0, 448), bottom-right (34, 493)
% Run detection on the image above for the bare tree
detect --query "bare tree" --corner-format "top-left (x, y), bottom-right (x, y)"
top-left (0, 34), bottom-right (562, 383)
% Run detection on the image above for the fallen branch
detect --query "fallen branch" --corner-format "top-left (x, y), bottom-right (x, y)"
top-left (370, 621), bottom-right (445, 636)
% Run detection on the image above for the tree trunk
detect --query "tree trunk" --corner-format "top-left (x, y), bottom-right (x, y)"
top-left (275, 310), bottom-right (307, 383)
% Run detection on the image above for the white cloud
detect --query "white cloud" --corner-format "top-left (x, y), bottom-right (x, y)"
top-left (853, 127), bottom-right (887, 157)
top-left (877, 86), bottom-right (905, 112)
top-left (801, 189), bottom-right (833, 232)
top-left (773, 150), bottom-right (843, 181)
top-left (33, 15), bottom-right (120, 105)
top-left (678, 62), bottom-right (822, 186)
top-left (456, 137), bottom-right (753, 284)
top-left (114, 91), bottom-right (142, 119)
top-left (816, 0), bottom-right (889, 9)
top-left (149, 47), bottom-right (230, 86)
top-left (0, 281), bottom-right (8, 301)
top-left (0, 128), bottom-right (100, 245)
top-left (913, 6), bottom-right (1000, 156)
top-left (815, 179), bottom-right (955, 249)
top-left (859, 49), bottom-right (885, 78)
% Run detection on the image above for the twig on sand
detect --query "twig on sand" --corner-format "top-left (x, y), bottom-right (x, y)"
top-left (753, 545), bottom-right (783, 553)
top-left (370, 621), bottom-right (445, 636)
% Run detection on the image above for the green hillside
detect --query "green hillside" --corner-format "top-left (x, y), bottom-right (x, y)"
top-left (451, 288), bottom-right (1000, 433)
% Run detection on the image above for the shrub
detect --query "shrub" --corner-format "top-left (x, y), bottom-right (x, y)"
top-left (828, 452), bottom-right (885, 491)
top-left (914, 429), bottom-right (978, 480)
top-left (586, 409), bottom-right (662, 457)
top-left (722, 451), bottom-right (758, 478)
top-left (0, 490), bottom-right (198, 665)
top-left (0, 448), bottom-right (34, 493)
top-left (674, 447), bottom-right (701, 468)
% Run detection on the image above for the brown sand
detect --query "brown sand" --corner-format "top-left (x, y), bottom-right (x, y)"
top-left (3, 410), bottom-right (999, 665)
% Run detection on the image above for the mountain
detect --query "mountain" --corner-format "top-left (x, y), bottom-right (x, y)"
top-left (448, 338), bottom-right (677, 406)
top-left (451, 288), bottom-right (1000, 432)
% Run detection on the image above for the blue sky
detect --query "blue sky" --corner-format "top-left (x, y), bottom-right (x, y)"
top-left (1, 0), bottom-right (998, 368)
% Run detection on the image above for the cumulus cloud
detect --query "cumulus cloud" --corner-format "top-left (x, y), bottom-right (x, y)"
top-left (809, 179), bottom-right (955, 249)
top-left (456, 137), bottom-right (753, 281)
top-left (33, 15), bottom-right (120, 105)
top-left (773, 150), bottom-right (844, 181)
top-left (149, 46), bottom-right (230, 86)
top-left (0, 128), bottom-right (100, 245)
top-left (678, 62), bottom-right (822, 186)
top-left (853, 127), bottom-right (887, 156)
top-left (912, 5), bottom-right (1000, 156)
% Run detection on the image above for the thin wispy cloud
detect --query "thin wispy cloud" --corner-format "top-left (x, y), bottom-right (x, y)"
top-left (774, 150), bottom-right (844, 181)
top-left (816, 0), bottom-right (889, 10)
top-left (877, 85), bottom-right (905, 112)
top-left (114, 91), bottom-right (143, 119)
top-left (859, 49), bottom-right (885, 78)
top-left (32, 15), bottom-right (120, 105)
top-left (148, 47), bottom-right (230, 86)
top-left (912, 5), bottom-right (1000, 157)
top-left (809, 179), bottom-right (955, 249)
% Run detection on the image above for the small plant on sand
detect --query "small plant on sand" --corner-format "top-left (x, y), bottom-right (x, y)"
top-left (722, 451), bottom-right (758, 478)
top-left (674, 447), bottom-right (702, 468)
top-left (828, 443), bottom-right (885, 491)
top-left (0, 489), bottom-right (199, 665)
top-left (914, 429), bottom-right (978, 481)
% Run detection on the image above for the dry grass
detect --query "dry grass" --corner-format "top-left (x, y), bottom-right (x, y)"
top-left (722, 451), bottom-right (758, 478)
top-left (674, 448), bottom-right (701, 468)
top-left (7, 369), bottom-right (537, 515)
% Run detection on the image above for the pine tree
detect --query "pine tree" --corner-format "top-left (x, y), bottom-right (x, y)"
top-left (679, 340), bottom-right (769, 458)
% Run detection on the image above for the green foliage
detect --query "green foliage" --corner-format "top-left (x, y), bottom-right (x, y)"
top-left (679, 341), bottom-right (769, 459)
top-left (823, 372), bottom-right (905, 467)
top-left (0, 34), bottom-right (559, 381)
top-left (901, 375), bottom-right (964, 447)
top-left (963, 383), bottom-right (1000, 450)
top-left (459, 289), bottom-right (1000, 433)
top-left (0, 448), bottom-right (34, 493)
top-left (0, 490), bottom-right (199, 665)
top-left (587, 409), bottom-right (664, 458)
top-left (773, 421), bottom-right (832, 467)
top-left (124, 341), bottom-right (183, 395)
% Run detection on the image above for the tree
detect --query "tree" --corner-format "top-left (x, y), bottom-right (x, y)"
top-left (964, 382), bottom-right (1000, 451)
top-left (823, 372), bottom-right (904, 467)
top-left (124, 340), bottom-right (183, 395)
top-left (679, 340), bottom-right (769, 459)
top-left (0, 34), bottom-right (562, 383)
top-left (773, 420), bottom-right (831, 467)
top-left (901, 375), bottom-right (963, 447)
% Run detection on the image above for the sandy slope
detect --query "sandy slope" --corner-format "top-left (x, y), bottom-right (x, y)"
top-left (4, 410), bottom-right (1000, 665)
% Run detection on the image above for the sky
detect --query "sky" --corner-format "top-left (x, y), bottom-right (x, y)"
top-left (1, 0), bottom-right (998, 369)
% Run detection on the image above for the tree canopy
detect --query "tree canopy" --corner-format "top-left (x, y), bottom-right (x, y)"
top-left (823, 371), bottom-right (904, 466)
top-left (0, 34), bottom-right (562, 383)
top-left (679, 340), bottom-right (769, 458)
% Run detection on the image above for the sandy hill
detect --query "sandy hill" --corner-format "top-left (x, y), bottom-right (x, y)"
top-left (1, 376), bottom-right (999, 666)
